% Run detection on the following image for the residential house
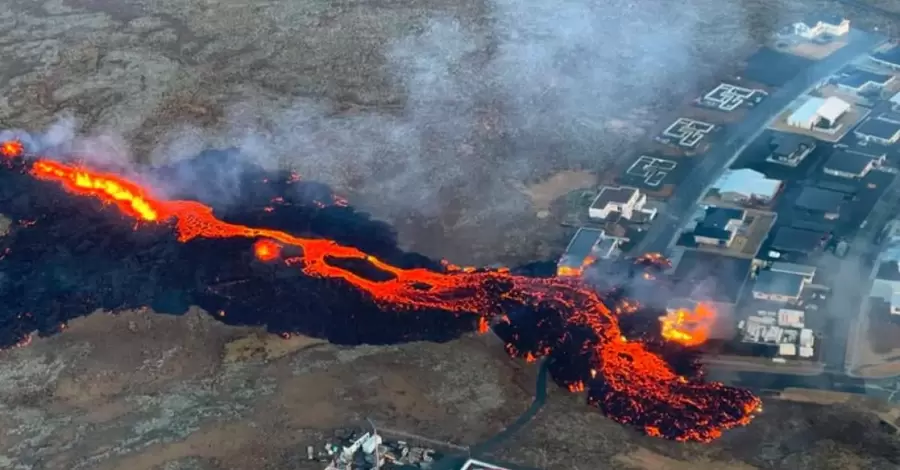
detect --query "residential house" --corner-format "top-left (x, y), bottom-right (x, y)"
top-left (834, 69), bottom-right (894, 95)
top-left (854, 114), bottom-right (900, 145)
top-left (769, 226), bottom-right (828, 257)
top-left (870, 46), bottom-right (900, 71)
top-left (752, 270), bottom-right (808, 303)
top-left (557, 228), bottom-right (625, 276)
top-left (795, 186), bottom-right (844, 219)
top-left (709, 169), bottom-right (782, 205)
top-left (687, 206), bottom-right (746, 247)
top-left (588, 186), bottom-right (657, 222)
top-left (890, 91), bottom-right (900, 111)
top-left (791, 15), bottom-right (850, 40)
top-left (786, 96), bottom-right (850, 130)
top-left (767, 133), bottom-right (817, 167)
top-left (822, 150), bottom-right (884, 179)
top-left (769, 262), bottom-right (817, 284)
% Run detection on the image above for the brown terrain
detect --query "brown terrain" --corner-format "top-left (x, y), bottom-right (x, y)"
top-left (2, 0), bottom-right (900, 469)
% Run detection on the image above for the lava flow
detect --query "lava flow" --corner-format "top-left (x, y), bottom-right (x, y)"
top-left (0, 139), bottom-right (761, 442)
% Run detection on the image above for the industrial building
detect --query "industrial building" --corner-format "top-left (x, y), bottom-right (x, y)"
top-left (853, 113), bottom-right (900, 145)
top-left (786, 96), bottom-right (850, 131)
top-left (790, 14), bottom-right (850, 40)
top-left (822, 150), bottom-right (884, 179)
top-left (766, 133), bottom-right (817, 167)
top-left (587, 186), bottom-right (657, 222)
top-left (709, 169), bottom-right (782, 205)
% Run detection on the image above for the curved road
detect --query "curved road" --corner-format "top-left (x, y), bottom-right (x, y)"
top-left (431, 358), bottom-right (550, 470)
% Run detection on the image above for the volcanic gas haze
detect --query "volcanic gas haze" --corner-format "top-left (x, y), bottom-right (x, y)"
top-left (0, 138), bottom-right (760, 442)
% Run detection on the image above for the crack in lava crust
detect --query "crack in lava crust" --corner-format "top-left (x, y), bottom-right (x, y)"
top-left (0, 143), bottom-right (760, 442)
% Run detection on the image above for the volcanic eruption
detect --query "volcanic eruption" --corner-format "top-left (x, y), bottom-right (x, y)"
top-left (0, 137), bottom-right (760, 442)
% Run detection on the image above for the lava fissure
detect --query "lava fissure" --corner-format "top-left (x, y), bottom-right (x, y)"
top-left (0, 140), bottom-right (760, 442)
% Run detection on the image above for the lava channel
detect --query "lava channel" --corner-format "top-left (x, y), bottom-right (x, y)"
top-left (0, 140), bottom-right (761, 442)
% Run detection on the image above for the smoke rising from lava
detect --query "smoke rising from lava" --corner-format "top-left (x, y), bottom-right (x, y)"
top-left (0, 0), bottom-right (780, 254)
top-left (0, 139), bottom-right (760, 442)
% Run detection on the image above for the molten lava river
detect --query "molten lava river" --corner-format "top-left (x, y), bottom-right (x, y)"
top-left (0, 140), bottom-right (760, 442)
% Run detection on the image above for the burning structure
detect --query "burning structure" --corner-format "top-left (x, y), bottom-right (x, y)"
top-left (0, 138), bottom-right (760, 442)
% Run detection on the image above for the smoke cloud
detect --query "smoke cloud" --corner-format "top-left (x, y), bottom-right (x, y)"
top-left (3, 0), bottom-right (782, 260)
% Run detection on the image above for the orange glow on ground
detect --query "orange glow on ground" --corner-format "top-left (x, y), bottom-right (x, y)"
top-left (253, 239), bottom-right (282, 262)
top-left (21, 156), bottom-right (760, 442)
top-left (659, 302), bottom-right (717, 348)
top-left (1, 140), bottom-right (24, 158)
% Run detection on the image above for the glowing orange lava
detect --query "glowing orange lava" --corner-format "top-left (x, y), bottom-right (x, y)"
top-left (659, 302), bottom-right (717, 348)
top-left (12, 149), bottom-right (761, 442)
top-left (253, 239), bottom-right (282, 262)
top-left (1, 139), bottom-right (23, 158)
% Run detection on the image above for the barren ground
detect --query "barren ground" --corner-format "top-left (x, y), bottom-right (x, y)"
top-left (2, 0), bottom-right (900, 469)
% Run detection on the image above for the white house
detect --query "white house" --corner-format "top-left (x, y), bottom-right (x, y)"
top-left (710, 169), bottom-right (782, 205)
top-left (791, 15), bottom-right (850, 40)
top-left (588, 186), bottom-right (657, 221)
top-left (787, 96), bottom-right (850, 130)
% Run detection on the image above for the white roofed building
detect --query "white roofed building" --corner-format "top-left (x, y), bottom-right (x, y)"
top-left (787, 96), bottom-right (850, 130)
top-left (710, 169), bottom-right (782, 205)
top-left (588, 186), bottom-right (657, 222)
top-left (791, 15), bottom-right (850, 40)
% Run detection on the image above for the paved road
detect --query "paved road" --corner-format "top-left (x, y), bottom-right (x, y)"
top-left (634, 29), bottom-right (884, 256)
top-left (430, 358), bottom-right (549, 470)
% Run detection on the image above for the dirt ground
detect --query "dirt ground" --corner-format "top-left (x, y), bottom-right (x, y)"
top-left (2, 310), bottom-right (899, 470)
top-left (3, 0), bottom-right (900, 469)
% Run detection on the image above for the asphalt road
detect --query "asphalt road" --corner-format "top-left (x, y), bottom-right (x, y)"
top-left (634, 29), bottom-right (884, 256)
top-left (429, 358), bottom-right (549, 470)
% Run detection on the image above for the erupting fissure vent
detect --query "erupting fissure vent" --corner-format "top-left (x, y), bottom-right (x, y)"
top-left (0, 140), bottom-right (761, 442)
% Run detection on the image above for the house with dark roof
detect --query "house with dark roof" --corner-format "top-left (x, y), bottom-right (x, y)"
top-left (766, 133), bottom-right (817, 167)
top-left (871, 46), bottom-right (900, 70)
top-left (795, 186), bottom-right (844, 218)
top-left (822, 150), bottom-right (884, 179)
top-left (835, 69), bottom-right (894, 94)
top-left (854, 115), bottom-right (900, 145)
top-left (687, 206), bottom-right (746, 247)
top-left (770, 226), bottom-right (828, 255)
top-left (752, 270), bottom-right (807, 303)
